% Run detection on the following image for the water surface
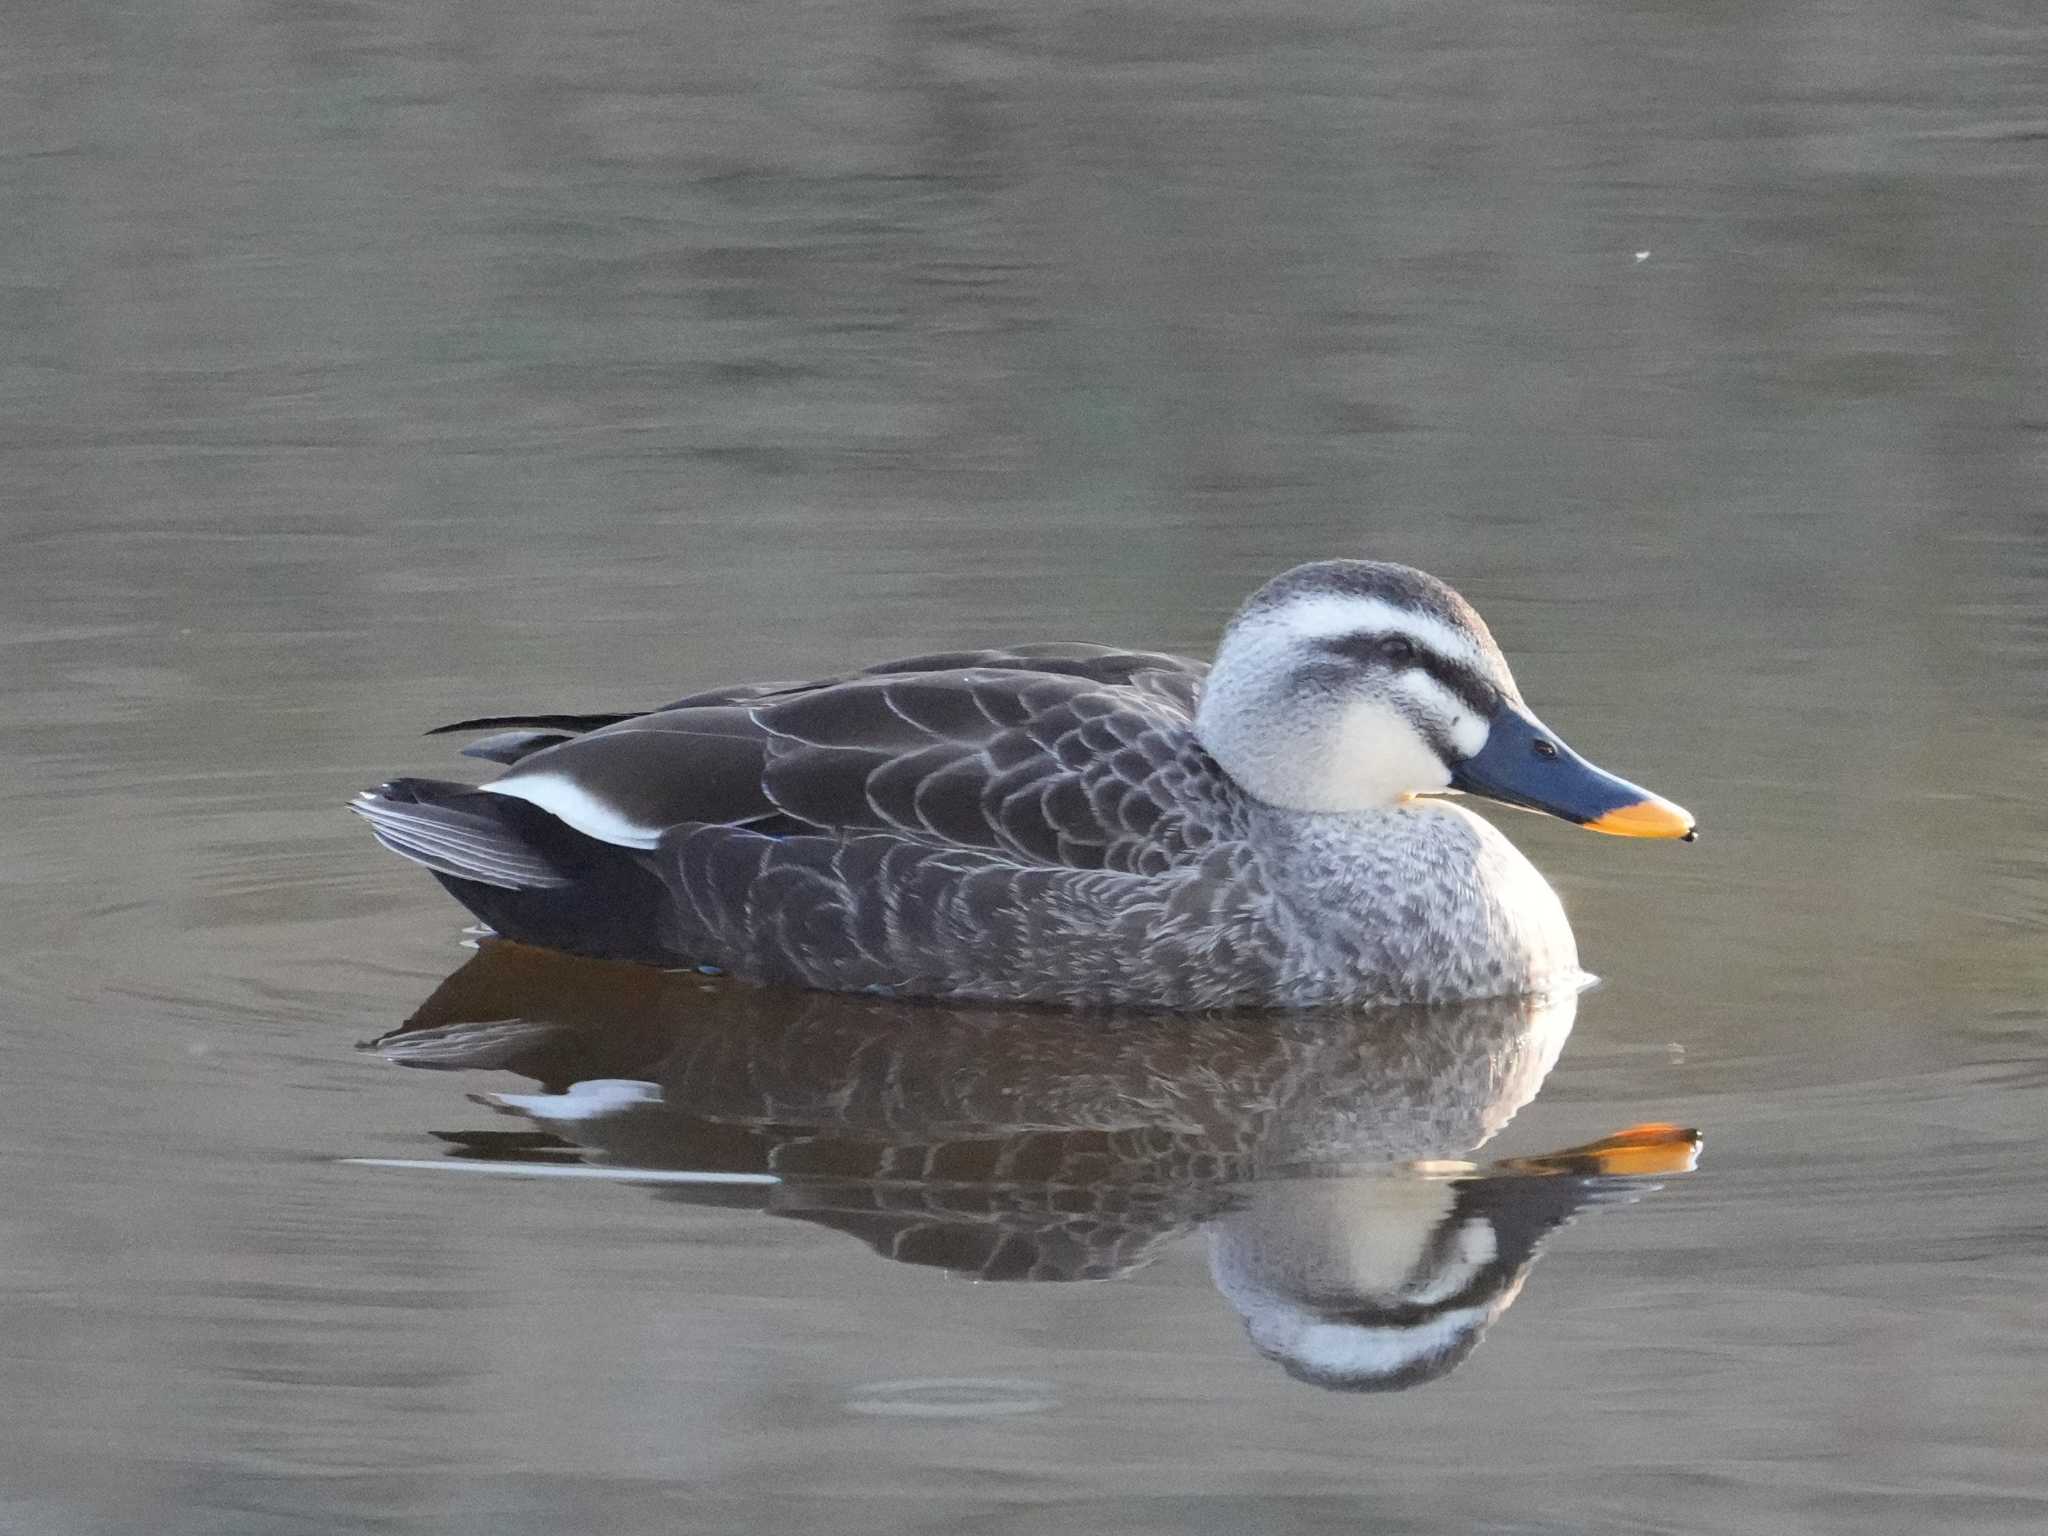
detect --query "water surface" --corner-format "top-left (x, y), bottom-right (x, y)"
top-left (4, 1), bottom-right (2048, 1531)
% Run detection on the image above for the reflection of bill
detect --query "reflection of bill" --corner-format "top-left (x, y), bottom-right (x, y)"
top-left (364, 942), bottom-right (1699, 1392)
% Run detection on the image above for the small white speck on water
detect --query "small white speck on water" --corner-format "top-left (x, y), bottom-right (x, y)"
top-left (1634, 250), bottom-right (1652, 263)
top-left (843, 1378), bottom-right (1059, 1420)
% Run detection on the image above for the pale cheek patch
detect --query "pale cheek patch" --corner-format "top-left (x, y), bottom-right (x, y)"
top-left (1332, 697), bottom-right (1452, 801)
top-left (484, 771), bottom-right (665, 849)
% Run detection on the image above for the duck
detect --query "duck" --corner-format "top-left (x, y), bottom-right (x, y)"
top-left (352, 559), bottom-right (1695, 1009)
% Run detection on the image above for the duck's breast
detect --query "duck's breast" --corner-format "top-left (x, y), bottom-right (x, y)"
top-left (1255, 800), bottom-right (1581, 1004)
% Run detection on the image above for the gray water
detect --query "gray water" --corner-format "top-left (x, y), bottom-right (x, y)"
top-left (5, 2), bottom-right (2048, 1531)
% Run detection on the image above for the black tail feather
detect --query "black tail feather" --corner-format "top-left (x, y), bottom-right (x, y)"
top-left (455, 729), bottom-right (578, 765)
top-left (427, 712), bottom-right (645, 737)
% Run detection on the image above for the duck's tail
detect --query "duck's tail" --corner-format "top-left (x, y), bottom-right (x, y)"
top-left (351, 777), bottom-right (571, 890)
top-left (350, 778), bottom-right (677, 963)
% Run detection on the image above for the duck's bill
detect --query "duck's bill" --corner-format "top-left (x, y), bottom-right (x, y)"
top-left (1448, 701), bottom-right (1696, 841)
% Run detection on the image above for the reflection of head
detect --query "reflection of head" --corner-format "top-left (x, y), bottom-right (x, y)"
top-left (1209, 1170), bottom-right (1602, 1392)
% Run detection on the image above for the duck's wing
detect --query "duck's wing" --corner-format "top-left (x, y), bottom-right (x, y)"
top-left (462, 648), bottom-right (1224, 874)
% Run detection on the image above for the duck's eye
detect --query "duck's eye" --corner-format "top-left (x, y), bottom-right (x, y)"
top-left (1532, 738), bottom-right (1559, 760)
top-left (1377, 635), bottom-right (1417, 665)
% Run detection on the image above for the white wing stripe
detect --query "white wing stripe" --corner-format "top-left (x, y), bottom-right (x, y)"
top-left (482, 771), bottom-right (665, 850)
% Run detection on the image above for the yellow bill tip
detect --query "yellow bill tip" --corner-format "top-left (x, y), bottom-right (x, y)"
top-left (1497, 1123), bottom-right (1703, 1178)
top-left (1567, 1122), bottom-right (1703, 1177)
top-left (1586, 794), bottom-right (1696, 841)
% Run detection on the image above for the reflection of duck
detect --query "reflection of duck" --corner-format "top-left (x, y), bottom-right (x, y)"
top-left (368, 943), bottom-right (1698, 1391)
top-left (354, 560), bottom-right (1693, 1009)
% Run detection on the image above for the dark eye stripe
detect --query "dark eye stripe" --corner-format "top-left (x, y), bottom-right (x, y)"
top-left (1320, 632), bottom-right (1397, 667)
top-left (1416, 655), bottom-right (1500, 717)
top-left (1319, 632), bottom-right (1499, 716)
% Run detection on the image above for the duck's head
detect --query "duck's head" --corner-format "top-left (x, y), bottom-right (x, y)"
top-left (1195, 560), bottom-right (1695, 837)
